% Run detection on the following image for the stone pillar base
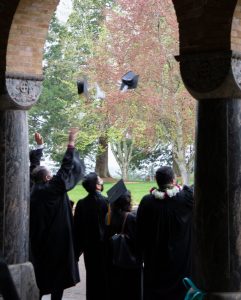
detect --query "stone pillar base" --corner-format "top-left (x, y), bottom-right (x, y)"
top-left (0, 262), bottom-right (39, 300)
top-left (206, 292), bottom-right (241, 300)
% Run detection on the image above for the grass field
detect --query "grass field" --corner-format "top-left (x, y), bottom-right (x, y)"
top-left (68, 181), bottom-right (156, 205)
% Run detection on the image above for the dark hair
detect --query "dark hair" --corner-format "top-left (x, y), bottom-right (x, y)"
top-left (82, 172), bottom-right (98, 193)
top-left (111, 190), bottom-right (132, 212)
top-left (155, 166), bottom-right (175, 188)
top-left (32, 166), bottom-right (49, 183)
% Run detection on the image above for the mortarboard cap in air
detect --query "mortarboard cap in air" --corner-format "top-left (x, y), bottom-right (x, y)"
top-left (120, 71), bottom-right (139, 91)
top-left (77, 78), bottom-right (88, 96)
top-left (107, 179), bottom-right (128, 204)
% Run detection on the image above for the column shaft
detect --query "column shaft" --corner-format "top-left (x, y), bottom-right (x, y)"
top-left (0, 110), bottom-right (29, 264)
top-left (193, 98), bottom-right (241, 293)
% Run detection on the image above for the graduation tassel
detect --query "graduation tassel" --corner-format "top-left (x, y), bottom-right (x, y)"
top-left (107, 203), bottom-right (111, 225)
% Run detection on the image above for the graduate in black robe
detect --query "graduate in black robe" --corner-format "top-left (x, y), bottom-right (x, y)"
top-left (73, 172), bottom-right (109, 300)
top-left (30, 128), bottom-right (85, 300)
top-left (29, 132), bottom-right (44, 188)
top-left (106, 185), bottom-right (141, 300)
top-left (136, 166), bottom-right (193, 300)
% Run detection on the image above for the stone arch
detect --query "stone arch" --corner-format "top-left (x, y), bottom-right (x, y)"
top-left (6, 0), bottom-right (59, 77)
top-left (0, 0), bottom-right (60, 266)
top-left (172, 0), bottom-right (241, 298)
top-left (232, 0), bottom-right (241, 52)
top-left (0, 0), bottom-right (60, 110)
top-left (172, 0), bottom-right (237, 54)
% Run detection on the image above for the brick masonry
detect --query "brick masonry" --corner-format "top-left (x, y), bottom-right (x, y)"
top-left (6, 0), bottom-right (59, 76)
top-left (232, 2), bottom-right (241, 52)
top-left (1, 0), bottom-right (241, 80)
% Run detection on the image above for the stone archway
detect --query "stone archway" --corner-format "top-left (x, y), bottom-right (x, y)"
top-left (172, 0), bottom-right (241, 299)
top-left (232, 0), bottom-right (241, 52)
top-left (3, 0), bottom-right (241, 299)
top-left (0, 0), bottom-right (60, 298)
top-left (0, 0), bottom-right (60, 264)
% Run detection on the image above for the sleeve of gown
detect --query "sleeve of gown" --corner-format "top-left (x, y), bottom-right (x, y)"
top-left (136, 197), bottom-right (148, 262)
top-left (49, 148), bottom-right (85, 193)
top-left (173, 185), bottom-right (194, 222)
top-left (174, 185), bottom-right (194, 208)
top-left (73, 201), bottom-right (85, 260)
top-left (29, 148), bottom-right (43, 187)
top-left (29, 148), bottom-right (43, 173)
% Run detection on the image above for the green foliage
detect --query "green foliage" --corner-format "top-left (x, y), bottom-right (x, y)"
top-left (29, 0), bottom-right (195, 182)
top-left (29, 1), bottom-right (115, 162)
top-left (130, 143), bottom-right (173, 171)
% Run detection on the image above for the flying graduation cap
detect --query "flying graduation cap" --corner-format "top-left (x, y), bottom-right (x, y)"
top-left (77, 78), bottom-right (88, 97)
top-left (120, 71), bottom-right (139, 92)
top-left (107, 179), bottom-right (128, 204)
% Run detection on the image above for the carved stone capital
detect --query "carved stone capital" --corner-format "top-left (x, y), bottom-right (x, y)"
top-left (177, 51), bottom-right (241, 99)
top-left (0, 72), bottom-right (44, 110)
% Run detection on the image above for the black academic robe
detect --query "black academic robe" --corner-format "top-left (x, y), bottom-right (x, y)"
top-left (74, 192), bottom-right (109, 300)
top-left (29, 148), bottom-right (43, 188)
top-left (136, 185), bottom-right (193, 300)
top-left (30, 148), bottom-right (84, 294)
top-left (107, 210), bottom-right (142, 300)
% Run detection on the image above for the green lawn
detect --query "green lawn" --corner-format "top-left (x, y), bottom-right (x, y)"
top-left (68, 181), bottom-right (156, 205)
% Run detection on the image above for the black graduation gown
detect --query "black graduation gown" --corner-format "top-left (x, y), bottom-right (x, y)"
top-left (107, 210), bottom-right (142, 300)
top-left (136, 185), bottom-right (193, 300)
top-left (30, 148), bottom-right (84, 294)
top-left (73, 192), bottom-right (109, 300)
top-left (29, 148), bottom-right (43, 188)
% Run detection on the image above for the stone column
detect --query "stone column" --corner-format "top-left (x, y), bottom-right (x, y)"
top-left (178, 51), bottom-right (241, 299)
top-left (0, 74), bottom-right (42, 260)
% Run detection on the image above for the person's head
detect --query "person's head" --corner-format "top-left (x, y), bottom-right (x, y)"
top-left (111, 190), bottom-right (132, 212)
top-left (97, 176), bottom-right (104, 192)
top-left (82, 172), bottom-right (104, 193)
top-left (32, 166), bottom-right (52, 183)
top-left (155, 166), bottom-right (175, 189)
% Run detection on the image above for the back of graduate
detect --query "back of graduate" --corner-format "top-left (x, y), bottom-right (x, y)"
top-left (136, 166), bottom-right (193, 300)
top-left (73, 173), bottom-right (109, 300)
top-left (106, 186), bottom-right (141, 300)
top-left (30, 128), bottom-right (85, 300)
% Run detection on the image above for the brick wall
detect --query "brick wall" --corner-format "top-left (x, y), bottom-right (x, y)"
top-left (231, 1), bottom-right (241, 52)
top-left (2, 0), bottom-right (241, 77)
top-left (6, 0), bottom-right (59, 76)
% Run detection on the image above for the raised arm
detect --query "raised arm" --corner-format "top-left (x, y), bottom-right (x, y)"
top-left (51, 128), bottom-right (85, 192)
top-left (30, 132), bottom-right (44, 186)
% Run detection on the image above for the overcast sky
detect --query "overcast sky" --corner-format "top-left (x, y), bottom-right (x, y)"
top-left (56, 0), bottom-right (73, 23)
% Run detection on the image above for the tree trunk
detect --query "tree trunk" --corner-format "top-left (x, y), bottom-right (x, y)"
top-left (121, 163), bottom-right (129, 181)
top-left (172, 100), bottom-right (191, 185)
top-left (172, 157), bottom-right (181, 177)
top-left (110, 138), bottom-right (133, 181)
top-left (95, 136), bottom-right (111, 178)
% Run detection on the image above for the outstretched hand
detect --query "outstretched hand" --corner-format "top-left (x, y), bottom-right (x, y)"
top-left (68, 128), bottom-right (79, 146)
top-left (35, 132), bottom-right (43, 145)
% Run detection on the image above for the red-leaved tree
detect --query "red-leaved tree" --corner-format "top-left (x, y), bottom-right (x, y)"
top-left (83, 0), bottom-right (195, 182)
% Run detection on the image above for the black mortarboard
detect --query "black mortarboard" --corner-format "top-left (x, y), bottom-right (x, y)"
top-left (77, 78), bottom-right (88, 96)
top-left (120, 71), bottom-right (139, 91)
top-left (107, 179), bottom-right (128, 204)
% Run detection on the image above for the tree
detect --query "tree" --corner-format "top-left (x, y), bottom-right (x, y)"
top-left (29, 0), bottom-right (195, 183)
top-left (29, 0), bottom-right (115, 175)
top-left (86, 0), bottom-right (195, 182)
top-left (129, 144), bottom-right (173, 180)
